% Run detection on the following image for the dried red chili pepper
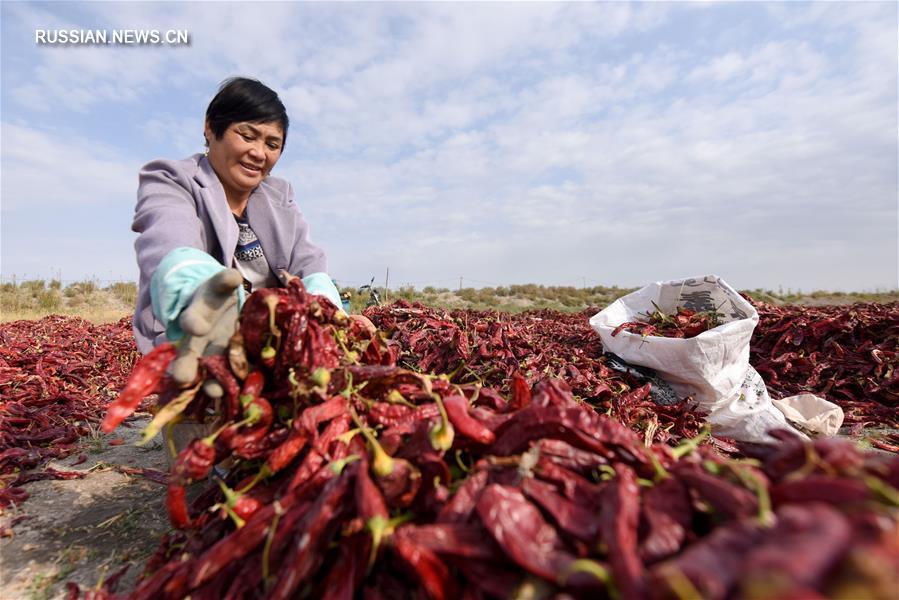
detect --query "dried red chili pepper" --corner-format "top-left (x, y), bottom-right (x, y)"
top-left (0, 486), bottom-right (29, 509)
top-left (738, 503), bottom-right (851, 597)
top-left (437, 468), bottom-right (488, 524)
top-left (521, 476), bottom-right (598, 545)
top-left (510, 372), bottom-right (531, 409)
top-left (269, 466), bottom-right (355, 600)
top-left (534, 457), bottom-right (604, 508)
top-left (189, 484), bottom-right (311, 590)
top-left (394, 522), bottom-right (503, 561)
top-left (224, 394), bottom-right (273, 457)
top-left (492, 403), bottom-right (640, 463)
top-left (165, 437), bottom-right (218, 529)
top-left (476, 483), bottom-right (573, 582)
top-left (771, 476), bottom-right (871, 506)
top-left (535, 438), bottom-right (609, 474)
top-left (392, 535), bottom-right (457, 600)
top-left (299, 395), bottom-right (347, 435)
top-left (201, 355), bottom-right (241, 419)
top-left (675, 463), bottom-right (760, 520)
top-left (638, 476), bottom-right (692, 564)
top-left (101, 342), bottom-right (176, 432)
top-left (171, 438), bottom-right (218, 482)
top-left (375, 454), bottom-right (422, 508)
top-left (443, 394), bottom-right (495, 444)
top-left (266, 427), bottom-right (308, 474)
top-left (598, 464), bottom-right (645, 599)
top-left (41, 283), bottom-right (899, 598)
top-left (367, 402), bottom-right (414, 427)
top-left (355, 453), bottom-right (389, 522)
top-left (165, 483), bottom-right (191, 530)
top-left (749, 300), bottom-right (899, 426)
top-left (650, 518), bottom-right (766, 600)
top-left (614, 306), bottom-right (722, 339)
top-left (318, 533), bottom-right (371, 600)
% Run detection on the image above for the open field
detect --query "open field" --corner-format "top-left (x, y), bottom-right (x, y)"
top-left (3, 279), bottom-right (897, 323)
top-left (1, 285), bottom-right (897, 598)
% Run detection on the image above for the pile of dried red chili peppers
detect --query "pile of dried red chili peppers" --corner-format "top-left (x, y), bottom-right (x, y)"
top-left (372, 299), bottom-right (899, 434)
top-left (89, 284), bottom-right (897, 599)
top-left (365, 303), bottom-right (704, 445)
top-left (0, 316), bottom-right (138, 509)
top-left (750, 300), bottom-right (899, 428)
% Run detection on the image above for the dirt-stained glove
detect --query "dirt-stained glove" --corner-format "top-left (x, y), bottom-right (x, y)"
top-left (170, 269), bottom-right (243, 397)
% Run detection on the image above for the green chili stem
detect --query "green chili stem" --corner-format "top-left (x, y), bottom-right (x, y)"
top-left (728, 463), bottom-right (774, 527)
top-left (560, 559), bottom-right (617, 598)
top-left (262, 501), bottom-right (284, 585)
top-left (236, 467), bottom-right (269, 494)
top-left (365, 512), bottom-right (414, 573)
top-left (647, 449), bottom-right (669, 482)
top-left (429, 393), bottom-right (455, 451)
top-left (865, 476), bottom-right (899, 507)
top-left (663, 566), bottom-right (703, 600)
top-left (330, 454), bottom-right (360, 475)
top-left (386, 389), bottom-right (416, 408)
top-left (349, 404), bottom-right (394, 477)
top-left (671, 426), bottom-right (711, 460)
top-left (454, 450), bottom-right (472, 473)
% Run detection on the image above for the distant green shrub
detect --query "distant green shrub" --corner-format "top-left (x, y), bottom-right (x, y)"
top-left (106, 282), bottom-right (137, 306)
top-left (37, 289), bottom-right (61, 311)
top-left (65, 280), bottom-right (98, 297)
top-left (22, 280), bottom-right (46, 295)
top-left (457, 288), bottom-right (478, 302)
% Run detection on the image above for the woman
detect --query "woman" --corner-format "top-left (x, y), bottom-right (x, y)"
top-left (132, 77), bottom-right (342, 390)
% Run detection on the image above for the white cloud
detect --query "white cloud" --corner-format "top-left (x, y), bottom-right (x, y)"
top-left (1, 1), bottom-right (895, 289)
top-left (687, 41), bottom-right (827, 91)
top-left (139, 114), bottom-right (205, 158)
top-left (1, 122), bottom-right (137, 211)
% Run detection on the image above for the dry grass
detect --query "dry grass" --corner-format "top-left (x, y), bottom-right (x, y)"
top-left (1, 307), bottom-right (131, 324)
top-left (0, 280), bottom-right (133, 324)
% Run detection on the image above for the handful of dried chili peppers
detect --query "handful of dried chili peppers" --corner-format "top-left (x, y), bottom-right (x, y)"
top-left (86, 282), bottom-right (898, 599)
top-left (611, 303), bottom-right (726, 339)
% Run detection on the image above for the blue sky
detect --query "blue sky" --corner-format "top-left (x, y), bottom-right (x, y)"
top-left (1, 1), bottom-right (896, 292)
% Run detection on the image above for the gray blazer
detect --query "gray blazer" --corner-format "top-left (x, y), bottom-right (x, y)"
top-left (132, 154), bottom-right (327, 353)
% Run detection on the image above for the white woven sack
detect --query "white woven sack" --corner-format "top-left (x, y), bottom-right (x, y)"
top-left (589, 275), bottom-right (793, 442)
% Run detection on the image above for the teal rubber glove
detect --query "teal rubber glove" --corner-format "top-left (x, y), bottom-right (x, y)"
top-left (302, 272), bottom-right (343, 311)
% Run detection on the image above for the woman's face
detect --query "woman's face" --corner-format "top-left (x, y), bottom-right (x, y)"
top-left (204, 120), bottom-right (284, 201)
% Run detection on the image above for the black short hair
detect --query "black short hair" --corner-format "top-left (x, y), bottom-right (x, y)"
top-left (205, 77), bottom-right (289, 146)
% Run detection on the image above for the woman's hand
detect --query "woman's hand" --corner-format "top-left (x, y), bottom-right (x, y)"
top-left (171, 269), bottom-right (243, 397)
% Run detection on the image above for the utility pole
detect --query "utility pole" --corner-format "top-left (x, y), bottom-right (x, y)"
top-left (384, 267), bottom-right (389, 303)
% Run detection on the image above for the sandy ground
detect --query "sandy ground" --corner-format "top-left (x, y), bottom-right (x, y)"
top-left (0, 416), bottom-right (172, 599)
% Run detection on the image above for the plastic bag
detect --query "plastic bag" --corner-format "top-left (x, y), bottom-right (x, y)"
top-left (771, 394), bottom-right (844, 437)
top-left (589, 275), bottom-right (795, 442)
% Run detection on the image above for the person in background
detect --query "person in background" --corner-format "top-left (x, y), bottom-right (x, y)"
top-left (132, 76), bottom-right (343, 395)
